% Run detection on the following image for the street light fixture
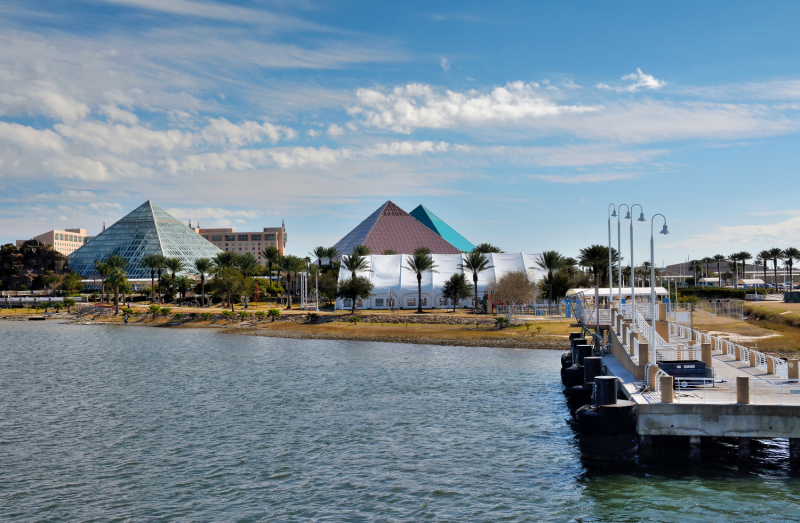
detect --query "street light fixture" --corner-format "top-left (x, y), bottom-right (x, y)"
top-left (608, 204), bottom-right (617, 298)
top-left (650, 214), bottom-right (669, 360)
top-left (616, 204), bottom-right (629, 307)
top-left (629, 204), bottom-right (645, 333)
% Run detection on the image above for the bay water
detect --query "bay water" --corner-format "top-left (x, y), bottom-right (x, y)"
top-left (1, 321), bottom-right (799, 521)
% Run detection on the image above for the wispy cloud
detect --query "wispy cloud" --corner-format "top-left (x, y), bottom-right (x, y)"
top-left (440, 56), bottom-right (450, 72)
top-left (596, 68), bottom-right (666, 92)
top-left (530, 172), bottom-right (639, 184)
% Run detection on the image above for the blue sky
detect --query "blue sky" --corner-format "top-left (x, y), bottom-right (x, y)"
top-left (2, 0), bottom-right (800, 266)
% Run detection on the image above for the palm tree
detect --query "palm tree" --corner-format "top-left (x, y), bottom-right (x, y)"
top-left (324, 247), bottom-right (340, 270)
top-left (382, 249), bottom-right (398, 255)
top-left (104, 255), bottom-right (129, 315)
top-left (757, 251), bottom-right (770, 286)
top-left (404, 251), bottom-right (439, 313)
top-left (738, 251), bottom-right (752, 282)
top-left (166, 257), bottom-right (184, 279)
top-left (459, 251), bottom-right (493, 312)
top-left (214, 251), bottom-right (238, 269)
top-left (711, 254), bottom-right (726, 287)
top-left (193, 258), bottom-right (213, 306)
top-left (473, 243), bottom-right (502, 253)
top-left (784, 248), bottom-right (800, 289)
top-left (236, 253), bottom-right (260, 278)
top-left (578, 245), bottom-right (607, 287)
top-left (283, 255), bottom-right (306, 309)
top-left (534, 250), bottom-right (564, 312)
top-left (353, 244), bottom-right (371, 256)
top-left (141, 253), bottom-right (164, 304)
top-left (341, 252), bottom-right (371, 313)
top-left (311, 246), bottom-right (327, 268)
top-left (768, 247), bottom-right (783, 289)
top-left (93, 259), bottom-right (110, 303)
top-left (261, 246), bottom-right (281, 283)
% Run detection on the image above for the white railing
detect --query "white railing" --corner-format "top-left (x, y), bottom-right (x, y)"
top-left (653, 377), bottom-right (800, 405)
top-left (751, 379), bottom-right (800, 405)
top-left (581, 308), bottom-right (612, 325)
top-left (632, 337), bottom-right (641, 365)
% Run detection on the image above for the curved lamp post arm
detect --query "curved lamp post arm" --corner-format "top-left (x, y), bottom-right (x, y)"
top-left (608, 204), bottom-right (617, 296)
top-left (650, 213), bottom-right (669, 361)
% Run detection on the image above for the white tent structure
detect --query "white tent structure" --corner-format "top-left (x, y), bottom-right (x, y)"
top-left (335, 253), bottom-right (545, 310)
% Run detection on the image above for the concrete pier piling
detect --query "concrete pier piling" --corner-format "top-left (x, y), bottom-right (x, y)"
top-left (689, 436), bottom-right (702, 461)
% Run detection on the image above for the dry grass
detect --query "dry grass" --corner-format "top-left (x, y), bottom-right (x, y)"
top-left (0, 308), bottom-right (40, 316)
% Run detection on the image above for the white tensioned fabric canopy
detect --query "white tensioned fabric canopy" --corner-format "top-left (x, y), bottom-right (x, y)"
top-left (335, 253), bottom-right (545, 310)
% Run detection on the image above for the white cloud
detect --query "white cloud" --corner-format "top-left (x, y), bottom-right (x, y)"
top-left (440, 57), bottom-right (450, 72)
top-left (42, 156), bottom-right (109, 181)
top-left (530, 172), bottom-right (639, 184)
top-left (352, 82), bottom-right (598, 133)
top-left (0, 122), bottom-right (66, 152)
top-left (307, 129), bottom-right (320, 137)
top-left (166, 206), bottom-right (258, 223)
top-left (100, 104), bottom-right (139, 125)
top-left (596, 68), bottom-right (665, 93)
top-left (55, 121), bottom-right (194, 154)
top-left (662, 214), bottom-right (800, 251)
top-left (201, 118), bottom-right (296, 147)
top-left (327, 123), bottom-right (344, 138)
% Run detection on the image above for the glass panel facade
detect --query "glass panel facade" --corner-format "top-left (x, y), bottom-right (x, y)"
top-left (68, 200), bottom-right (222, 279)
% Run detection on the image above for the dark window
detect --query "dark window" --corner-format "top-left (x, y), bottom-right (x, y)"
top-left (225, 235), bottom-right (235, 241)
top-left (251, 234), bottom-right (261, 241)
top-left (265, 234), bottom-right (275, 241)
top-left (238, 234), bottom-right (248, 241)
top-left (211, 235), bottom-right (222, 242)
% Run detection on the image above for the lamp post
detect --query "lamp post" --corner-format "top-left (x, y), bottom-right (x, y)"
top-left (650, 214), bottom-right (669, 360)
top-left (629, 204), bottom-right (646, 333)
top-left (617, 204), bottom-right (629, 307)
top-left (608, 204), bottom-right (617, 304)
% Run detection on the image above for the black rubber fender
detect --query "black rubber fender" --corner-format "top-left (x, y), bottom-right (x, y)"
top-left (561, 352), bottom-right (573, 369)
top-left (575, 404), bottom-right (637, 437)
top-left (561, 365), bottom-right (583, 387)
top-left (578, 432), bottom-right (638, 460)
top-left (564, 383), bottom-right (593, 406)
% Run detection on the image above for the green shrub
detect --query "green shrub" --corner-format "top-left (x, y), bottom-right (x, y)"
top-left (306, 312), bottom-right (320, 323)
top-left (495, 317), bottom-right (510, 329)
top-left (267, 309), bottom-right (281, 321)
top-left (350, 315), bottom-right (362, 324)
top-left (678, 287), bottom-right (745, 300)
top-left (238, 310), bottom-right (250, 320)
top-left (122, 307), bottom-right (134, 315)
top-left (201, 312), bottom-right (212, 320)
top-left (222, 310), bottom-right (233, 319)
top-left (160, 307), bottom-right (171, 317)
top-left (173, 312), bottom-right (184, 319)
top-left (148, 305), bottom-right (160, 318)
top-left (255, 311), bottom-right (266, 320)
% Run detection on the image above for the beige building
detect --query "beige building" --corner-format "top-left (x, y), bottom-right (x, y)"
top-left (197, 225), bottom-right (287, 265)
top-left (17, 228), bottom-right (89, 256)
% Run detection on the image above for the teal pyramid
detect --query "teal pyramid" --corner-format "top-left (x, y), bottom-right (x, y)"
top-left (68, 200), bottom-right (222, 279)
top-left (409, 205), bottom-right (475, 252)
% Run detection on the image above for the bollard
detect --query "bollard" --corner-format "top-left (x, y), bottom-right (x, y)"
top-left (649, 365), bottom-right (660, 391)
top-left (660, 375), bottom-right (674, 403)
top-left (789, 359), bottom-right (799, 380)
top-left (701, 343), bottom-right (712, 368)
top-left (736, 376), bottom-right (750, 404)
top-left (584, 357), bottom-right (603, 384)
top-left (767, 357), bottom-right (775, 375)
top-left (749, 352), bottom-right (756, 368)
top-left (735, 345), bottom-right (741, 361)
top-left (594, 376), bottom-right (618, 406)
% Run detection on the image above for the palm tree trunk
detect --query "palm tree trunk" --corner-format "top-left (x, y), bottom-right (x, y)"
top-left (548, 270), bottom-right (554, 314)
top-left (417, 274), bottom-right (422, 313)
top-left (151, 270), bottom-right (155, 303)
top-left (201, 276), bottom-right (205, 307)
top-left (718, 261), bottom-right (722, 287)
top-left (157, 269), bottom-right (162, 303)
top-left (774, 260), bottom-right (778, 290)
top-left (114, 285), bottom-right (119, 315)
top-left (473, 273), bottom-right (479, 312)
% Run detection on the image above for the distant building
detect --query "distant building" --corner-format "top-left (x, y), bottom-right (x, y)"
top-left (409, 205), bottom-right (475, 252)
top-left (198, 224), bottom-right (287, 265)
top-left (68, 200), bottom-right (222, 279)
top-left (17, 228), bottom-right (90, 256)
top-left (333, 201), bottom-right (462, 256)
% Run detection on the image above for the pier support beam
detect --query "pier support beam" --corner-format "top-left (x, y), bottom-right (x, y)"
top-left (639, 435), bottom-right (652, 459)
top-left (789, 359), bottom-right (799, 380)
top-left (790, 439), bottom-right (800, 466)
top-left (738, 437), bottom-right (751, 460)
top-left (701, 343), bottom-right (712, 368)
top-left (688, 436), bottom-right (701, 461)
top-left (736, 377), bottom-right (750, 404)
top-left (660, 375), bottom-right (674, 403)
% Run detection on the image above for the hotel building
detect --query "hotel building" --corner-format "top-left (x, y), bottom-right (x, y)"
top-left (198, 225), bottom-right (287, 265)
top-left (17, 228), bottom-right (90, 256)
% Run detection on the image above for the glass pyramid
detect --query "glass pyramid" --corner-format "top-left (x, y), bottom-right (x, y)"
top-left (333, 201), bottom-right (461, 255)
top-left (409, 205), bottom-right (475, 252)
top-left (68, 200), bottom-right (222, 279)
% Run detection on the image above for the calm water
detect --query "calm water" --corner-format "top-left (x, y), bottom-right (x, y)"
top-left (1, 322), bottom-right (799, 522)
